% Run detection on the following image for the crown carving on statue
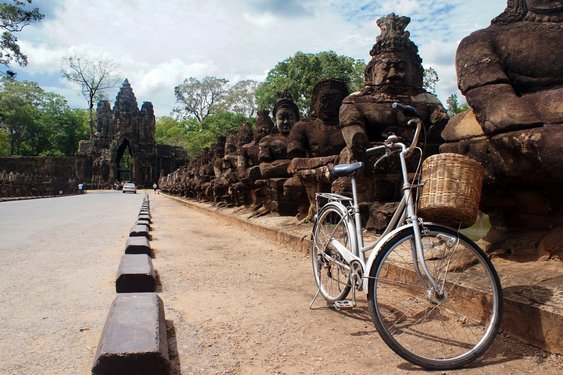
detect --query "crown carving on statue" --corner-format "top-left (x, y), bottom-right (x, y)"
top-left (370, 13), bottom-right (420, 58)
top-left (312, 78), bottom-right (349, 98)
top-left (273, 88), bottom-right (299, 118)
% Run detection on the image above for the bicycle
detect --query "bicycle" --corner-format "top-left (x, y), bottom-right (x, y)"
top-left (310, 103), bottom-right (503, 370)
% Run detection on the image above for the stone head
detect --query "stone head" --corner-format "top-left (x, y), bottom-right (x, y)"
top-left (236, 121), bottom-right (254, 148)
top-left (365, 13), bottom-right (424, 93)
top-left (310, 78), bottom-right (349, 124)
top-left (493, 0), bottom-right (562, 23)
top-left (225, 130), bottom-right (238, 154)
top-left (253, 110), bottom-right (274, 142)
top-left (273, 89), bottom-right (300, 136)
top-left (213, 135), bottom-right (226, 159)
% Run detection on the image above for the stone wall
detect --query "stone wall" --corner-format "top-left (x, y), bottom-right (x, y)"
top-left (0, 156), bottom-right (78, 198)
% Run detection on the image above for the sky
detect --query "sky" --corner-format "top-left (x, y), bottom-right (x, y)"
top-left (10, 0), bottom-right (507, 117)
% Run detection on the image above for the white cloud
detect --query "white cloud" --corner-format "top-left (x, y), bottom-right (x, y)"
top-left (381, 0), bottom-right (420, 15)
top-left (14, 0), bottom-right (507, 115)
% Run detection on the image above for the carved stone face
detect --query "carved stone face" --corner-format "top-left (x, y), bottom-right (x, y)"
top-left (254, 121), bottom-right (272, 142)
top-left (314, 89), bottom-right (346, 124)
top-left (275, 107), bottom-right (297, 136)
top-left (371, 52), bottom-right (415, 90)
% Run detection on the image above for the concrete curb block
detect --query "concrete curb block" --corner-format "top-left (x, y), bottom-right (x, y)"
top-left (138, 213), bottom-right (152, 223)
top-left (136, 218), bottom-right (151, 230)
top-left (129, 224), bottom-right (151, 239)
top-left (91, 293), bottom-right (169, 375)
top-left (116, 254), bottom-right (156, 293)
top-left (125, 236), bottom-right (152, 256)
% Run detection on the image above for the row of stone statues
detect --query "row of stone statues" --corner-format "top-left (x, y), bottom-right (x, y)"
top-left (160, 2), bottom-right (562, 259)
top-left (159, 12), bottom-right (449, 227)
top-left (0, 170), bottom-right (78, 198)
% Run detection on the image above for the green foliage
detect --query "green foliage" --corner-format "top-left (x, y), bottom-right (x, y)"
top-left (0, 127), bottom-right (9, 156)
top-left (60, 54), bottom-right (120, 137)
top-left (0, 77), bottom-right (89, 156)
top-left (446, 94), bottom-right (470, 116)
top-left (157, 111), bottom-right (251, 157)
top-left (0, 0), bottom-right (44, 70)
top-left (173, 76), bottom-right (230, 122)
top-left (423, 67), bottom-right (439, 94)
top-left (255, 51), bottom-right (365, 116)
top-left (222, 79), bottom-right (259, 118)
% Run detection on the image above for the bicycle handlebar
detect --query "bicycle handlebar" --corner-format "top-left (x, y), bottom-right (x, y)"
top-left (365, 103), bottom-right (423, 160)
top-left (391, 102), bottom-right (420, 118)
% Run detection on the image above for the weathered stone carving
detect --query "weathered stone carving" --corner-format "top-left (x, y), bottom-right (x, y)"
top-left (286, 78), bottom-right (350, 220)
top-left (441, 0), bottom-right (563, 258)
top-left (338, 13), bottom-right (448, 227)
top-left (256, 90), bottom-right (301, 215)
top-left (77, 79), bottom-right (186, 189)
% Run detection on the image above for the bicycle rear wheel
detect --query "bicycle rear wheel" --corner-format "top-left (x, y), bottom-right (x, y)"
top-left (368, 224), bottom-right (502, 370)
top-left (311, 203), bottom-right (355, 303)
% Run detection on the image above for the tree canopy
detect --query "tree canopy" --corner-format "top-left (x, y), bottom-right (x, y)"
top-left (61, 54), bottom-right (120, 137)
top-left (422, 67), bottom-right (439, 94)
top-left (157, 111), bottom-right (251, 157)
top-left (446, 93), bottom-right (470, 116)
top-left (254, 51), bottom-right (365, 116)
top-left (0, 0), bottom-right (43, 73)
top-left (173, 76), bottom-right (229, 122)
top-left (0, 77), bottom-right (89, 156)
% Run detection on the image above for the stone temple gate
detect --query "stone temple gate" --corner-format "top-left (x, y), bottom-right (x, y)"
top-left (76, 79), bottom-right (186, 188)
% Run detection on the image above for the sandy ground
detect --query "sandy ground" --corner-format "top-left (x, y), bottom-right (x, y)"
top-left (150, 193), bottom-right (563, 375)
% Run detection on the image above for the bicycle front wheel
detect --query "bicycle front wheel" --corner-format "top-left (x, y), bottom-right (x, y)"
top-left (368, 224), bottom-right (503, 370)
top-left (311, 203), bottom-right (355, 303)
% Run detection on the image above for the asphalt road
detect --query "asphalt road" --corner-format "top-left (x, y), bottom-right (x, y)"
top-left (0, 190), bottom-right (145, 375)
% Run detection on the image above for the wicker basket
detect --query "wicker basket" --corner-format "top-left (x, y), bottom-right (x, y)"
top-left (418, 153), bottom-right (484, 228)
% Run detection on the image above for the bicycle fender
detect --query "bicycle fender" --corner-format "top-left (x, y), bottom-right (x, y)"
top-left (314, 201), bottom-right (358, 256)
top-left (362, 223), bottom-right (415, 292)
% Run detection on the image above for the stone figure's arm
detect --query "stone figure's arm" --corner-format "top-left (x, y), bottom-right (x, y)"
top-left (339, 100), bottom-right (370, 158)
top-left (236, 152), bottom-right (247, 177)
top-left (456, 31), bottom-right (541, 135)
top-left (258, 138), bottom-right (272, 163)
top-left (287, 123), bottom-right (307, 158)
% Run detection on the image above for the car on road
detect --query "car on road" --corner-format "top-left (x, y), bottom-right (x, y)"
top-left (122, 182), bottom-right (137, 194)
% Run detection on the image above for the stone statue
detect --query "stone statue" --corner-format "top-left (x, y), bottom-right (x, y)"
top-left (286, 78), bottom-right (350, 220)
top-left (255, 90), bottom-right (301, 215)
top-left (209, 135), bottom-right (226, 203)
top-left (235, 116), bottom-right (273, 207)
top-left (258, 90), bottom-right (300, 168)
top-left (338, 13), bottom-right (448, 209)
top-left (441, 0), bottom-right (563, 258)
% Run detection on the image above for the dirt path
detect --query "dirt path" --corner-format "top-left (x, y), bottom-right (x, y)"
top-left (150, 194), bottom-right (562, 374)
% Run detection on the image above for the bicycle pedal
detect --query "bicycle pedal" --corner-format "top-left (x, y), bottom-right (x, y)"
top-left (333, 300), bottom-right (354, 310)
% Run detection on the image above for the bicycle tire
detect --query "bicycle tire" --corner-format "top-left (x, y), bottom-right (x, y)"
top-left (367, 224), bottom-right (503, 370)
top-left (311, 203), bottom-right (355, 303)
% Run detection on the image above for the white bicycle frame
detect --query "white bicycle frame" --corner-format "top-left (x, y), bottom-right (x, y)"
top-left (317, 118), bottom-right (442, 297)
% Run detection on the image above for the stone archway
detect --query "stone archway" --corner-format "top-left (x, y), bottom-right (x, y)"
top-left (115, 139), bottom-right (135, 183)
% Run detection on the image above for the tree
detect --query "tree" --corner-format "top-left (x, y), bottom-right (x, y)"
top-left (255, 51), bottom-right (365, 116)
top-left (0, 0), bottom-right (43, 73)
top-left (40, 94), bottom-right (89, 156)
top-left (61, 54), bottom-right (120, 138)
top-left (0, 77), bottom-right (44, 154)
top-left (423, 67), bottom-right (439, 94)
top-left (0, 77), bottom-right (89, 156)
top-left (223, 79), bottom-right (259, 118)
top-left (446, 94), bottom-right (470, 116)
top-left (173, 76), bottom-right (229, 122)
top-left (157, 111), bottom-right (251, 157)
